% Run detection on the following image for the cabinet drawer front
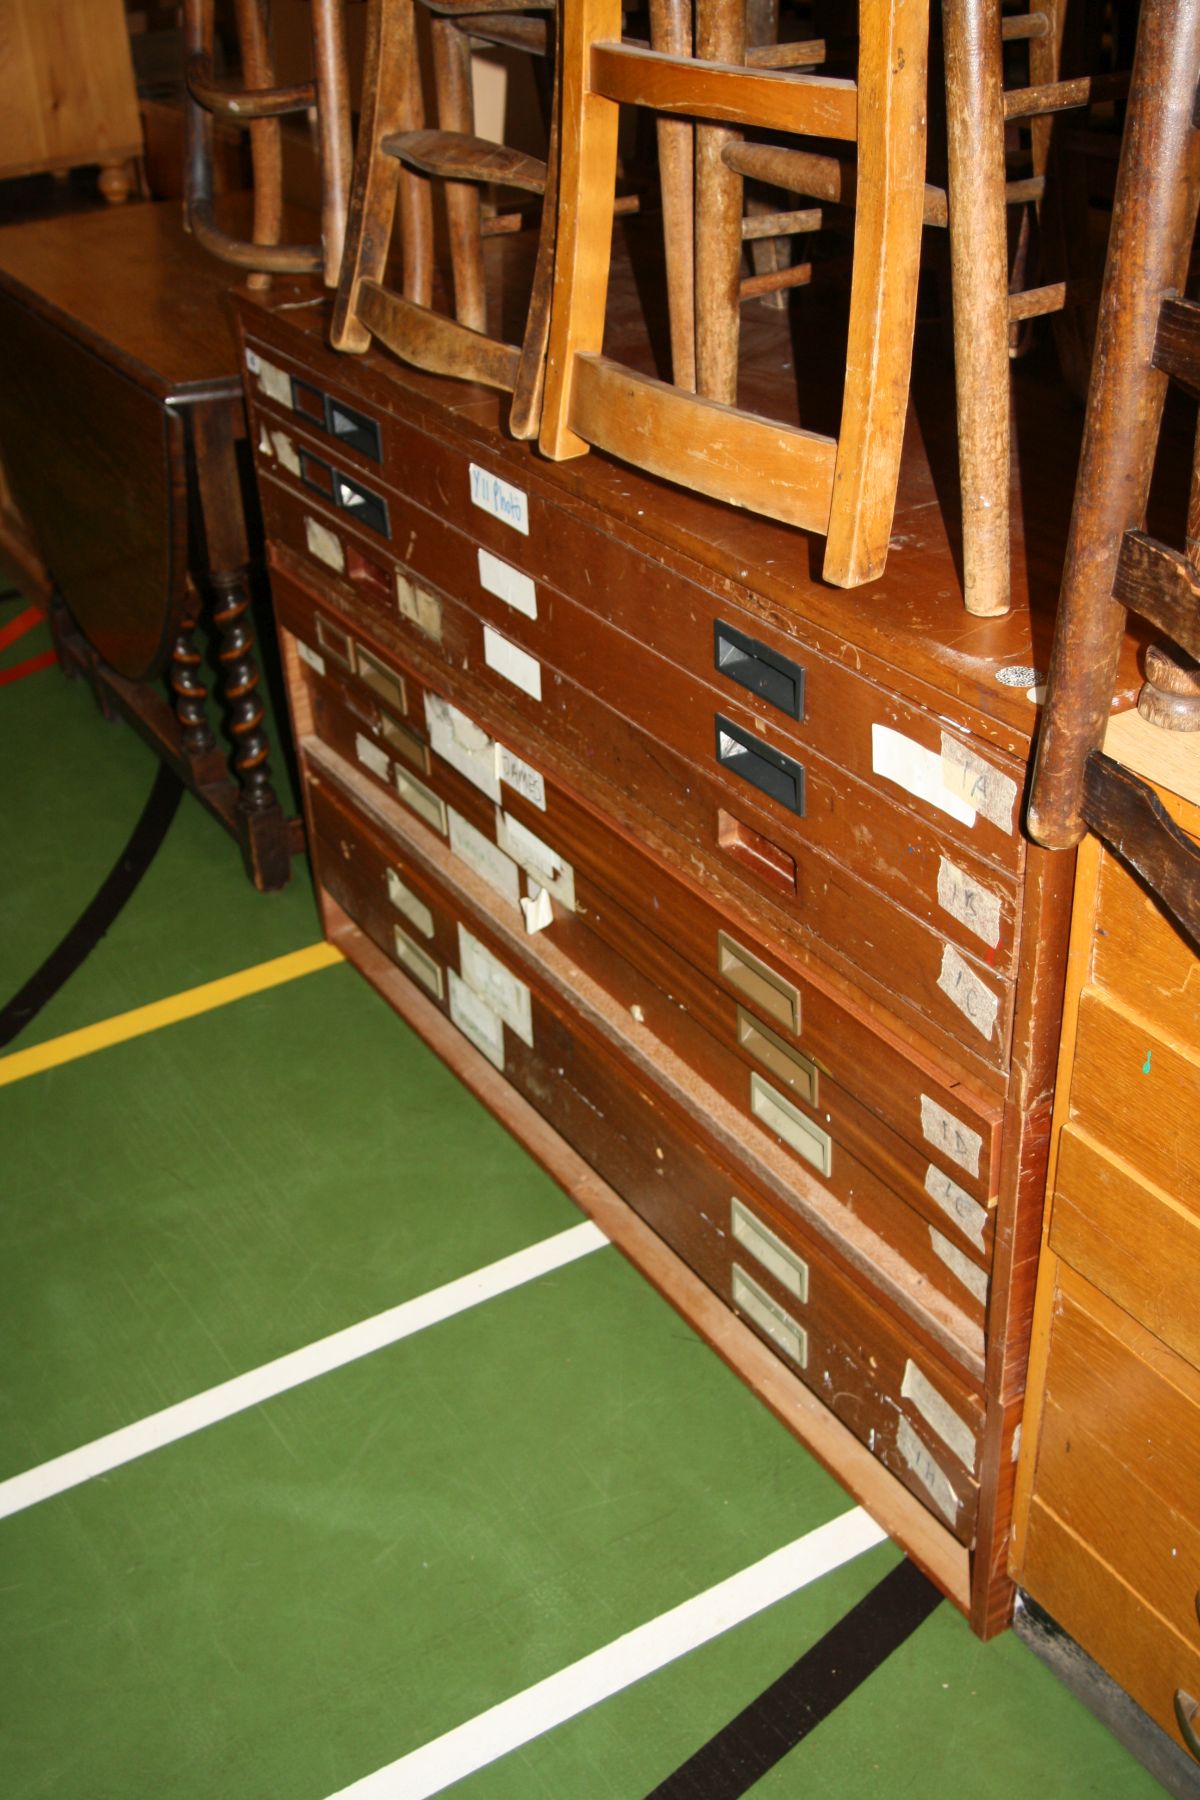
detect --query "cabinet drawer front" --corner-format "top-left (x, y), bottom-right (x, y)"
top-left (304, 758), bottom-right (984, 1542)
top-left (1069, 987), bottom-right (1200, 1207)
top-left (279, 567), bottom-right (1001, 1221)
top-left (1051, 1124), bottom-right (1200, 1368)
top-left (245, 334), bottom-right (1028, 880)
top-left (1092, 838), bottom-right (1200, 1058)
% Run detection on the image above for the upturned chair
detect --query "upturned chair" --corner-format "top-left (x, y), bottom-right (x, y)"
top-left (1027, 0), bottom-right (1200, 944)
top-left (539, 0), bottom-right (931, 591)
top-left (331, 0), bottom-right (559, 440)
top-left (184, 0), bottom-right (353, 287)
top-left (705, 1), bottom-right (1127, 613)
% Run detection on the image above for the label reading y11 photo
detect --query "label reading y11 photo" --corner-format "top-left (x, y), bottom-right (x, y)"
top-left (469, 464), bottom-right (529, 535)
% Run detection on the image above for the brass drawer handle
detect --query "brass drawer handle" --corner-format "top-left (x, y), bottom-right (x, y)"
top-left (718, 930), bottom-right (799, 1033)
top-left (1175, 1689), bottom-right (1200, 1762)
top-left (737, 1006), bottom-right (819, 1105)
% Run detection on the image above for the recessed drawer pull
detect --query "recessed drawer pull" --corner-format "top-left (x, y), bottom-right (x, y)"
top-left (731, 1199), bottom-right (808, 1301)
top-left (1175, 1689), bottom-right (1200, 1762)
top-left (717, 930), bottom-right (800, 1033)
top-left (715, 714), bottom-right (805, 816)
top-left (737, 1007), bottom-right (818, 1104)
top-left (336, 471), bottom-right (390, 537)
top-left (394, 766), bottom-right (447, 835)
top-left (315, 615), bottom-right (353, 668)
top-left (750, 1073), bottom-right (832, 1176)
top-left (392, 924), bottom-right (444, 999)
top-left (732, 1264), bottom-right (808, 1368)
top-left (327, 398), bottom-right (382, 461)
top-left (353, 644), bottom-right (406, 714)
top-left (379, 714), bottom-right (430, 773)
top-left (714, 620), bottom-right (805, 720)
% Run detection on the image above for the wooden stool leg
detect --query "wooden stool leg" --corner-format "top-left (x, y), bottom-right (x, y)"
top-left (1028, 0), bottom-right (1200, 847)
top-left (695, 0), bottom-right (745, 405)
top-left (432, 16), bottom-right (488, 334)
top-left (649, 0), bottom-right (696, 390)
top-left (332, 0), bottom-right (433, 352)
top-left (943, 0), bottom-right (1012, 617)
top-left (233, 0), bottom-right (284, 295)
top-left (312, 0), bottom-right (354, 284)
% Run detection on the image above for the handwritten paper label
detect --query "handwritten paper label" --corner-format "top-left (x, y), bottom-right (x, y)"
top-left (499, 745), bottom-right (546, 811)
top-left (396, 573), bottom-right (443, 641)
top-left (896, 1415), bottom-right (959, 1523)
top-left (940, 734), bottom-right (1019, 834)
top-left (448, 809), bottom-right (522, 910)
top-left (902, 1360), bottom-right (977, 1473)
top-left (938, 944), bottom-right (1001, 1042)
top-left (871, 725), bottom-right (976, 827)
top-left (920, 1097), bottom-right (982, 1179)
top-left (424, 694), bottom-right (500, 801)
top-left (469, 463), bottom-right (529, 534)
top-left (304, 515), bottom-right (344, 572)
top-left (391, 925), bottom-right (443, 999)
top-left (270, 430), bottom-right (301, 476)
top-left (295, 640), bottom-right (326, 677)
top-left (497, 811), bottom-right (576, 910)
top-left (924, 1165), bottom-right (988, 1250)
top-left (478, 547), bottom-right (537, 618)
top-left (249, 352), bottom-right (292, 407)
top-left (457, 925), bottom-right (533, 1046)
top-left (930, 1229), bottom-right (990, 1310)
top-left (937, 856), bottom-right (1002, 948)
top-left (520, 886), bottom-right (554, 934)
top-left (448, 969), bottom-right (505, 1069)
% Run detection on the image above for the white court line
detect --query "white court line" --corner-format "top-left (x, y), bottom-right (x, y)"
top-left (0, 1220), bottom-right (606, 1522)
top-left (328, 1506), bottom-right (889, 1799)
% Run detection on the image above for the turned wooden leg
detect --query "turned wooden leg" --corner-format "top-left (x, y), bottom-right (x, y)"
top-left (168, 586), bottom-right (217, 760)
top-left (98, 159), bottom-right (135, 204)
top-left (210, 568), bottom-right (277, 815)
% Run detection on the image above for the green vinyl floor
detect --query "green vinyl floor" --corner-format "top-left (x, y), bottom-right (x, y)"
top-left (0, 593), bottom-right (1172, 1797)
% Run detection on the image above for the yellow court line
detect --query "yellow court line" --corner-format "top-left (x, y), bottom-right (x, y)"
top-left (0, 941), bottom-right (344, 1089)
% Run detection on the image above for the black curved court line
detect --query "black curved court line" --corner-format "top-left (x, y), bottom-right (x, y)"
top-left (0, 763), bottom-right (184, 1050)
top-left (647, 1557), bottom-right (942, 1799)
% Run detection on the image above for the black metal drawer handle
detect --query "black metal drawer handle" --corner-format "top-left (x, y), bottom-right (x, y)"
top-left (715, 715), bottom-right (805, 816)
top-left (715, 620), bottom-right (805, 721)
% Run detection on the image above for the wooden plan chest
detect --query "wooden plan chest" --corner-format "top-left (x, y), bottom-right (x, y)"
top-left (234, 271), bottom-right (1143, 1638)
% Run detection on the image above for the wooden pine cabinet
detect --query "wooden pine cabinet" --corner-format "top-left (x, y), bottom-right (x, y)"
top-left (0, 0), bottom-right (142, 199)
top-left (1012, 710), bottom-right (1200, 1777)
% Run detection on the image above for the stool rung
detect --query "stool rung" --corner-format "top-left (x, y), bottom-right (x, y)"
top-left (462, 14), bottom-right (548, 54)
top-left (742, 206), bottom-right (823, 240)
top-left (382, 129), bottom-right (548, 194)
top-left (1153, 295), bottom-right (1200, 397)
top-left (1113, 530), bottom-right (1200, 661)
top-left (745, 38), bottom-right (826, 68)
top-left (186, 59), bottom-right (316, 120)
top-left (1001, 11), bottom-right (1050, 40)
top-left (1004, 70), bottom-right (1130, 121)
top-left (1007, 277), bottom-right (1096, 321)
